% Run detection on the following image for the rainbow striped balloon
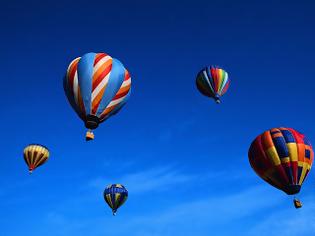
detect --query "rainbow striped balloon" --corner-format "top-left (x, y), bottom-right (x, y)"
top-left (63, 52), bottom-right (131, 140)
top-left (196, 66), bottom-right (230, 103)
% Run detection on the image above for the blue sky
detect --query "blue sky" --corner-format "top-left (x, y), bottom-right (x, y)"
top-left (1, 0), bottom-right (315, 235)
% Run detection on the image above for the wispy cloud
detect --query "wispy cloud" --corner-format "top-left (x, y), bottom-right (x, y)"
top-left (106, 185), bottom-right (283, 236)
top-left (40, 184), bottom-right (284, 236)
top-left (248, 195), bottom-right (315, 236)
top-left (25, 165), bottom-right (307, 236)
top-left (88, 166), bottom-right (199, 194)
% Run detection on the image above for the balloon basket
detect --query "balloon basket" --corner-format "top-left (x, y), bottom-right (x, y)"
top-left (86, 131), bottom-right (94, 141)
top-left (293, 198), bottom-right (302, 209)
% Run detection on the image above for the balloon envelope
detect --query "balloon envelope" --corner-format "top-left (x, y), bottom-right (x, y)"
top-left (103, 184), bottom-right (128, 215)
top-left (23, 144), bottom-right (49, 173)
top-left (63, 52), bottom-right (131, 139)
top-left (196, 66), bottom-right (230, 103)
top-left (248, 128), bottom-right (313, 195)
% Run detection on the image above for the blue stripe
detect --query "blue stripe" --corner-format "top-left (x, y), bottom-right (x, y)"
top-left (205, 67), bottom-right (215, 93)
top-left (284, 166), bottom-right (294, 185)
top-left (305, 149), bottom-right (311, 159)
top-left (110, 193), bottom-right (116, 209)
top-left (117, 193), bottom-right (127, 208)
top-left (280, 130), bottom-right (295, 143)
top-left (297, 166), bottom-right (303, 182)
top-left (102, 89), bottom-right (131, 121)
top-left (77, 52), bottom-right (96, 115)
top-left (219, 71), bottom-right (228, 95)
top-left (273, 136), bottom-right (289, 158)
top-left (96, 58), bottom-right (125, 117)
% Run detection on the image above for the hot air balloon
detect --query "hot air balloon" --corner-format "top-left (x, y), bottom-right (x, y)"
top-left (64, 52), bottom-right (131, 141)
top-left (23, 144), bottom-right (50, 174)
top-left (103, 184), bottom-right (128, 215)
top-left (248, 127), bottom-right (313, 208)
top-left (196, 66), bottom-right (230, 103)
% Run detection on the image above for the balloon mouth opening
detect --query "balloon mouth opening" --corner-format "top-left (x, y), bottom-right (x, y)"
top-left (285, 185), bottom-right (301, 195)
top-left (29, 167), bottom-right (34, 174)
top-left (214, 95), bottom-right (220, 104)
top-left (85, 115), bottom-right (99, 129)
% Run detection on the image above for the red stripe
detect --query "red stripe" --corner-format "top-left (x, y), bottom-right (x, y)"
top-left (274, 165), bottom-right (290, 187)
top-left (282, 162), bottom-right (294, 185)
top-left (68, 61), bottom-right (78, 92)
top-left (124, 70), bottom-right (130, 80)
top-left (249, 136), bottom-right (270, 175)
top-left (92, 63), bottom-right (112, 91)
top-left (290, 129), bottom-right (304, 144)
top-left (94, 53), bottom-right (107, 66)
top-left (211, 68), bottom-right (219, 92)
top-left (292, 161), bottom-right (298, 184)
top-left (92, 98), bottom-right (102, 114)
top-left (113, 88), bottom-right (130, 100)
top-left (221, 80), bottom-right (230, 95)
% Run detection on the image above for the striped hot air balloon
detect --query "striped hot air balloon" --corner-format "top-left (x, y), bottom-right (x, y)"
top-left (64, 52), bottom-right (131, 141)
top-left (23, 144), bottom-right (49, 174)
top-left (248, 127), bottom-right (314, 208)
top-left (103, 184), bottom-right (128, 215)
top-left (196, 66), bottom-right (230, 103)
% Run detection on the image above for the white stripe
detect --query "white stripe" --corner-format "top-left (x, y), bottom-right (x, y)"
top-left (100, 95), bottom-right (128, 121)
top-left (219, 72), bottom-right (229, 95)
top-left (121, 78), bottom-right (131, 87)
top-left (202, 70), bottom-right (215, 93)
top-left (67, 57), bottom-right (80, 75)
top-left (73, 71), bottom-right (79, 105)
top-left (91, 72), bottom-right (111, 101)
top-left (106, 94), bottom-right (127, 109)
top-left (93, 55), bottom-right (112, 74)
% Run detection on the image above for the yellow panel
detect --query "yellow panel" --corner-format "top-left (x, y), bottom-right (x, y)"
top-left (298, 161), bottom-right (306, 167)
top-left (106, 194), bottom-right (113, 208)
top-left (280, 157), bottom-right (290, 163)
top-left (298, 163), bottom-right (308, 185)
top-left (287, 143), bottom-right (298, 162)
top-left (266, 147), bottom-right (281, 166)
top-left (115, 193), bottom-right (121, 209)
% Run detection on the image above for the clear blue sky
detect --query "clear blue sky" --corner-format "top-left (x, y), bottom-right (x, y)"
top-left (1, 0), bottom-right (315, 235)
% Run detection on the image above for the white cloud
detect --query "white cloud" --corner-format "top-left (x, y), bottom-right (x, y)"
top-left (40, 184), bottom-right (284, 236)
top-left (27, 166), bottom-right (314, 236)
top-left (248, 195), bottom-right (315, 236)
top-left (88, 166), bottom-right (198, 194)
top-left (104, 185), bottom-right (283, 236)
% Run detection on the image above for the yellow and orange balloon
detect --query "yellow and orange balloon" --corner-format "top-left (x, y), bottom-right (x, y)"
top-left (23, 144), bottom-right (49, 173)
